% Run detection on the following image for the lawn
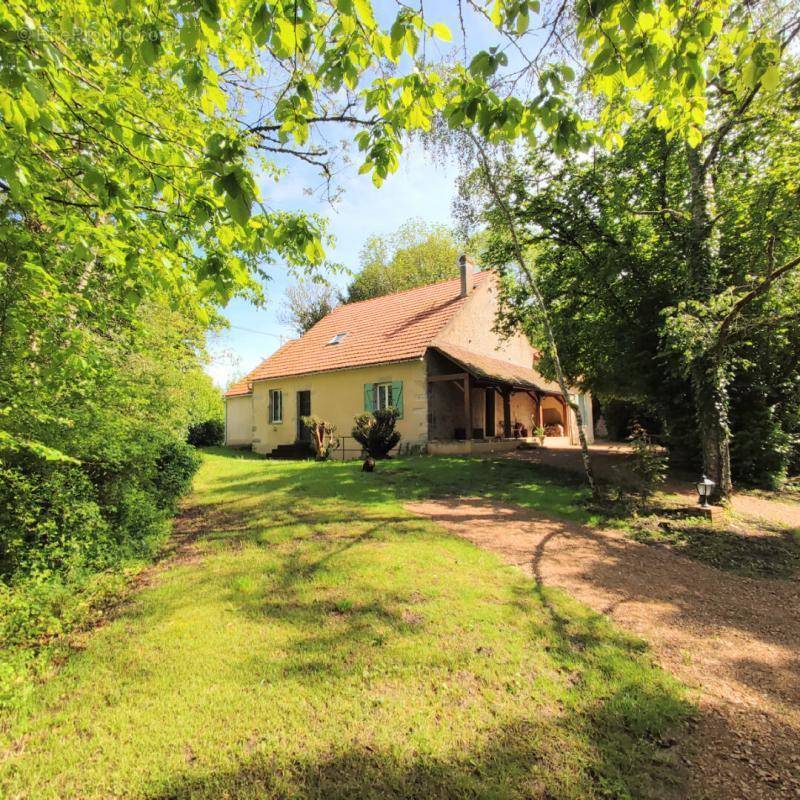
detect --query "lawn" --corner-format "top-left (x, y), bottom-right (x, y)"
top-left (0, 450), bottom-right (691, 799)
top-left (629, 514), bottom-right (800, 579)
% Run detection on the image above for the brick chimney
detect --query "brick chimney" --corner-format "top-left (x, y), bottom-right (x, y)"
top-left (459, 254), bottom-right (476, 298)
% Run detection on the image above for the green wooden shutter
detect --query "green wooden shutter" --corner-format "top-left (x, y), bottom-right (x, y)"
top-left (364, 383), bottom-right (375, 412)
top-left (391, 381), bottom-right (403, 418)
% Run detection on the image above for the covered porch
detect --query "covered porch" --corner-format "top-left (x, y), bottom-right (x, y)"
top-left (426, 342), bottom-right (584, 455)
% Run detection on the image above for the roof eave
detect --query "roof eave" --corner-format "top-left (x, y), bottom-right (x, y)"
top-left (428, 344), bottom-right (563, 395)
top-left (248, 354), bottom-right (425, 384)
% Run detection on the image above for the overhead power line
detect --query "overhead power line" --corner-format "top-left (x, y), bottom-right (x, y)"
top-left (228, 324), bottom-right (285, 339)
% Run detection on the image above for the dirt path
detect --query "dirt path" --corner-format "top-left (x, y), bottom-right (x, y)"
top-left (721, 494), bottom-right (800, 529)
top-left (405, 498), bottom-right (800, 800)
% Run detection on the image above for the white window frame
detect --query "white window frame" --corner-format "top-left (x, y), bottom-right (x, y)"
top-left (375, 382), bottom-right (393, 411)
top-left (269, 389), bottom-right (283, 423)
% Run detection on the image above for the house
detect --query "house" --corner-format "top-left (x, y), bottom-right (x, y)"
top-left (225, 257), bottom-right (593, 457)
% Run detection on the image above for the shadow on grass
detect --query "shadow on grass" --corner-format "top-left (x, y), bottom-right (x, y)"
top-left (630, 520), bottom-right (800, 579)
top-left (141, 451), bottom-right (692, 798)
top-left (200, 446), bottom-right (264, 460)
top-left (146, 700), bottom-right (688, 800)
top-left (406, 497), bottom-right (800, 708)
top-left (202, 455), bottom-right (591, 525)
top-left (143, 546), bottom-right (691, 798)
top-left (144, 558), bottom-right (691, 798)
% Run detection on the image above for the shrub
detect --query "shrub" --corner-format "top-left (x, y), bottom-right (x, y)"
top-left (110, 487), bottom-right (171, 560)
top-left (628, 423), bottom-right (667, 502)
top-left (0, 430), bottom-right (200, 681)
top-left (352, 409), bottom-right (401, 459)
top-left (151, 439), bottom-right (201, 510)
top-left (0, 460), bottom-right (109, 580)
top-left (300, 416), bottom-right (340, 461)
top-left (729, 389), bottom-right (794, 489)
top-left (187, 418), bottom-right (224, 447)
top-left (602, 399), bottom-right (663, 441)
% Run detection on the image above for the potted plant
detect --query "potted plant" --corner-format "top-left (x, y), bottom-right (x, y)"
top-left (533, 424), bottom-right (546, 446)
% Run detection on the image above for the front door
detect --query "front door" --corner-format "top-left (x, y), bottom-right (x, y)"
top-left (296, 390), bottom-right (311, 443)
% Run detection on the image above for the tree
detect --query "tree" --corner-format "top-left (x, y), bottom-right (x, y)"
top-left (301, 416), bottom-right (340, 461)
top-left (451, 1), bottom-right (799, 500)
top-left (279, 281), bottom-right (337, 335)
top-left (9, 0), bottom-right (790, 689)
top-left (345, 220), bottom-right (459, 302)
top-left (467, 135), bottom-right (598, 496)
top-left (470, 108), bottom-right (800, 491)
top-left (3, 0), bottom-right (778, 479)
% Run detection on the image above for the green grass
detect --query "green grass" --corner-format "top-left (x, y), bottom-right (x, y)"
top-left (630, 516), bottom-right (800, 579)
top-left (0, 451), bottom-right (691, 799)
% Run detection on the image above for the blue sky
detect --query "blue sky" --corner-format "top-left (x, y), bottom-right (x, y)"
top-left (206, 143), bottom-right (462, 387)
top-left (206, 3), bottom-right (514, 387)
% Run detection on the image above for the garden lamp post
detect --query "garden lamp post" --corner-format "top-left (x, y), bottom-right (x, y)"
top-left (696, 475), bottom-right (715, 507)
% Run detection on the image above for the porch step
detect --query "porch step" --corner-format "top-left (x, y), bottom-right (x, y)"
top-left (268, 443), bottom-right (314, 460)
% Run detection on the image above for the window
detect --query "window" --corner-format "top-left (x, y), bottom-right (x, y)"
top-left (364, 381), bottom-right (403, 417)
top-left (328, 332), bottom-right (348, 345)
top-left (375, 382), bottom-right (393, 411)
top-left (268, 389), bottom-right (283, 423)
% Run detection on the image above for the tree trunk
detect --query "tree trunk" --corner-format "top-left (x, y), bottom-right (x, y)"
top-left (469, 133), bottom-right (598, 497)
top-left (691, 358), bottom-right (733, 500)
top-left (686, 144), bottom-right (732, 501)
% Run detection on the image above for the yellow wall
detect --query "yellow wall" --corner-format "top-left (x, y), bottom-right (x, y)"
top-left (250, 359), bottom-right (428, 455)
top-left (225, 395), bottom-right (254, 446)
top-left (437, 278), bottom-right (535, 367)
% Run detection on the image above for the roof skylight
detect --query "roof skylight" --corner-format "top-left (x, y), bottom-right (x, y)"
top-left (327, 332), bottom-right (348, 345)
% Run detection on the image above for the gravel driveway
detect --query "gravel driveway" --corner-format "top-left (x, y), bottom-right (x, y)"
top-left (406, 497), bottom-right (800, 799)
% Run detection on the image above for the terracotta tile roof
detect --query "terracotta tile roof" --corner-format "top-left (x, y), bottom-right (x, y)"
top-left (226, 272), bottom-right (491, 393)
top-left (225, 376), bottom-right (253, 397)
top-left (224, 338), bottom-right (303, 398)
top-left (430, 340), bottom-right (565, 394)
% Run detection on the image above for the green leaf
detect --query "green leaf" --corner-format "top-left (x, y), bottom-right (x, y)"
top-left (637, 12), bottom-right (656, 32)
top-left (390, 19), bottom-right (405, 43)
top-left (431, 22), bottom-right (451, 42)
top-left (353, 0), bottom-right (376, 26)
top-left (626, 54), bottom-right (644, 78)
top-left (761, 65), bottom-right (780, 91)
top-left (274, 17), bottom-right (298, 55)
top-left (140, 37), bottom-right (159, 66)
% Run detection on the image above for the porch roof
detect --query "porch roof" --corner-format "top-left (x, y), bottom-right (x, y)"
top-left (428, 340), bottom-right (564, 394)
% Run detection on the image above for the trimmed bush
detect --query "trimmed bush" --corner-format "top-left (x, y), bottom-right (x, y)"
top-left (152, 440), bottom-right (201, 510)
top-left (0, 460), bottom-right (109, 580)
top-left (187, 418), bottom-right (224, 447)
top-left (352, 409), bottom-right (401, 459)
top-left (300, 416), bottom-right (340, 461)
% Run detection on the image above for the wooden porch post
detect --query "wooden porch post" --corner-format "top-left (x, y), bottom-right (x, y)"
top-left (502, 388), bottom-right (512, 438)
top-left (537, 392), bottom-right (544, 429)
top-left (463, 374), bottom-right (472, 439)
